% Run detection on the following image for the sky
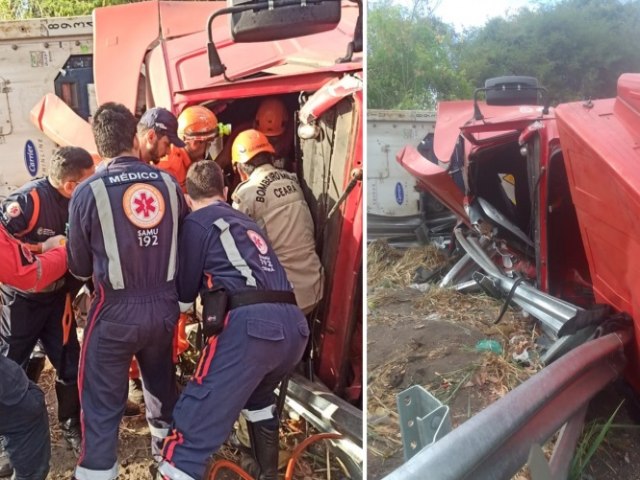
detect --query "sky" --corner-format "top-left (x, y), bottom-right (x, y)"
top-left (430, 0), bottom-right (534, 31)
top-left (376, 0), bottom-right (547, 32)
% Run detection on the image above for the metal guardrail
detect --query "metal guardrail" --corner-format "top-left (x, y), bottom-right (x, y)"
top-left (454, 228), bottom-right (582, 335)
top-left (382, 330), bottom-right (631, 480)
top-left (285, 373), bottom-right (363, 479)
top-left (396, 386), bottom-right (452, 461)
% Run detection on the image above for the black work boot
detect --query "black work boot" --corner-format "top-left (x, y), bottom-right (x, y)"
top-left (124, 399), bottom-right (142, 417)
top-left (59, 417), bottom-right (82, 456)
top-left (55, 381), bottom-right (82, 456)
top-left (0, 444), bottom-right (13, 478)
top-left (246, 416), bottom-right (280, 480)
top-left (25, 355), bottom-right (46, 384)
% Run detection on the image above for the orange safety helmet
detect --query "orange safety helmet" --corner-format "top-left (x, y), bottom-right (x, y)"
top-left (255, 98), bottom-right (287, 137)
top-left (177, 105), bottom-right (219, 141)
top-left (232, 129), bottom-right (276, 165)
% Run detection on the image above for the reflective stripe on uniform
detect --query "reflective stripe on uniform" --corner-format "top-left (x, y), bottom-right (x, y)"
top-left (179, 301), bottom-right (194, 313)
top-left (213, 218), bottom-right (257, 287)
top-left (90, 180), bottom-right (125, 289)
top-left (74, 461), bottom-right (118, 480)
top-left (15, 188), bottom-right (41, 237)
top-left (158, 460), bottom-right (196, 480)
top-left (160, 172), bottom-right (179, 282)
top-left (241, 404), bottom-right (276, 422)
top-left (148, 423), bottom-right (169, 439)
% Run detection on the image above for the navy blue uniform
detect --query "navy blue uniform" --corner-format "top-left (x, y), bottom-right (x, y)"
top-left (67, 156), bottom-right (187, 479)
top-left (0, 178), bottom-right (81, 429)
top-left (0, 355), bottom-right (50, 480)
top-left (158, 202), bottom-right (309, 480)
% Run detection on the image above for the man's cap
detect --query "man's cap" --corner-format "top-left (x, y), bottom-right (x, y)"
top-left (139, 107), bottom-right (185, 148)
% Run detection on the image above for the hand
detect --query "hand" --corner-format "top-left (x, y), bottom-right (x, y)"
top-left (42, 235), bottom-right (66, 252)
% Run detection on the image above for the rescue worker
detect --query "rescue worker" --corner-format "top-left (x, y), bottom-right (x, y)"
top-left (130, 107), bottom-right (190, 410)
top-left (158, 161), bottom-right (309, 480)
top-left (254, 97), bottom-right (293, 170)
top-left (67, 102), bottom-right (187, 479)
top-left (0, 146), bottom-right (95, 456)
top-left (216, 97), bottom-right (291, 193)
top-left (231, 129), bottom-right (324, 315)
top-left (136, 107), bottom-right (186, 165)
top-left (156, 105), bottom-right (223, 191)
top-left (0, 226), bottom-right (67, 480)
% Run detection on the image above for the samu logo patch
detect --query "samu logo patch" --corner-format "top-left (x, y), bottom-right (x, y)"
top-left (247, 230), bottom-right (268, 255)
top-left (122, 183), bottom-right (165, 229)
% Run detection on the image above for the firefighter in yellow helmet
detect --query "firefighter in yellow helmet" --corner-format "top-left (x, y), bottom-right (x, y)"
top-left (156, 105), bottom-right (223, 192)
top-left (231, 129), bottom-right (324, 314)
top-left (254, 98), bottom-right (292, 170)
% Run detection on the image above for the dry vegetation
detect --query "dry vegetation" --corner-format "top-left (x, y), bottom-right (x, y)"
top-left (367, 240), bottom-right (640, 480)
top-left (367, 240), bottom-right (550, 479)
top-left (38, 353), bottom-right (349, 479)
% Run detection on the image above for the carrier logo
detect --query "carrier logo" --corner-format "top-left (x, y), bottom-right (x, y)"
top-left (123, 183), bottom-right (165, 229)
top-left (395, 182), bottom-right (404, 205)
top-left (24, 140), bottom-right (39, 177)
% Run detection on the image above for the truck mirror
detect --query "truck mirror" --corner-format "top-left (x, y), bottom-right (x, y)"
top-left (207, 0), bottom-right (349, 79)
top-left (230, 0), bottom-right (341, 43)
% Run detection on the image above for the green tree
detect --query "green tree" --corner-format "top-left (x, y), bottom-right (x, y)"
top-left (368, 0), bottom-right (472, 109)
top-left (459, 0), bottom-right (640, 102)
top-left (0, 0), bottom-right (136, 19)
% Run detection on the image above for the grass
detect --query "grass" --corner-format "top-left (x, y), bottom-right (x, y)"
top-left (569, 400), bottom-right (624, 480)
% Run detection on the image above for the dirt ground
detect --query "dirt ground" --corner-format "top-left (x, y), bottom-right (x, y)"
top-left (13, 361), bottom-right (348, 480)
top-left (367, 241), bottom-right (640, 480)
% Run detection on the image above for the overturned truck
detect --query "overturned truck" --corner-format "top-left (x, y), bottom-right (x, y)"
top-left (23, 0), bottom-right (363, 476)
top-left (390, 74), bottom-right (640, 479)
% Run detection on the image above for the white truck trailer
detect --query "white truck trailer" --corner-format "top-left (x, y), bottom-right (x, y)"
top-left (367, 109), bottom-right (453, 245)
top-left (0, 15), bottom-right (93, 198)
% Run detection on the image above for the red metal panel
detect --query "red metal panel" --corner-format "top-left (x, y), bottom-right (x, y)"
top-left (146, 44), bottom-right (173, 112)
top-left (316, 91), bottom-right (363, 398)
top-left (162, 4), bottom-right (360, 97)
top-left (556, 76), bottom-right (640, 378)
top-left (158, 1), bottom-right (226, 40)
top-left (93, 1), bottom-right (162, 111)
top-left (30, 94), bottom-right (98, 160)
top-left (396, 145), bottom-right (467, 221)
top-left (172, 69), bottom-right (361, 114)
top-left (434, 100), bottom-right (475, 163)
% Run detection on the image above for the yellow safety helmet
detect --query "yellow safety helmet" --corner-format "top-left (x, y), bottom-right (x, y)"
top-left (232, 129), bottom-right (276, 165)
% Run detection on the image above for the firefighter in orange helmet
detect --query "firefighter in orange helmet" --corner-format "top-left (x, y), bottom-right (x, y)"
top-left (156, 105), bottom-right (223, 192)
top-left (231, 129), bottom-right (324, 315)
top-left (254, 98), bottom-right (292, 170)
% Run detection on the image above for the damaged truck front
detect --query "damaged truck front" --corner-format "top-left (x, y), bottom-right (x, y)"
top-left (389, 75), bottom-right (640, 478)
top-left (27, 0), bottom-right (363, 476)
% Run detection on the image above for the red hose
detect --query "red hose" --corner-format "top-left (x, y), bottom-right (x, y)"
top-left (207, 459), bottom-right (255, 480)
top-left (208, 432), bottom-right (344, 480)
top-left (284, 433), bottom-right (344, 480)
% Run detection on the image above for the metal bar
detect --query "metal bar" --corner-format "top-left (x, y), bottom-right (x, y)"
top-left (284, 373), bottom-right (362, 479)
top-left (382, 331), bottom-right (630, 480)
top-left (439, 253), bottom-right (476, 288)
top-left (549, 404), bottom-right (588, 479)
top-left (285, 373), bottom-right (362, 444)
top-left (455, 229), bottom-right (581, 334)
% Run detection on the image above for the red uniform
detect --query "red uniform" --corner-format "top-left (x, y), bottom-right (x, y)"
top-left (0, 224), bottom-right (66, 291)
top-left (0, 222), bottom-right (67, 480)
top-left (156, 145), bottom-right (192, 193)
